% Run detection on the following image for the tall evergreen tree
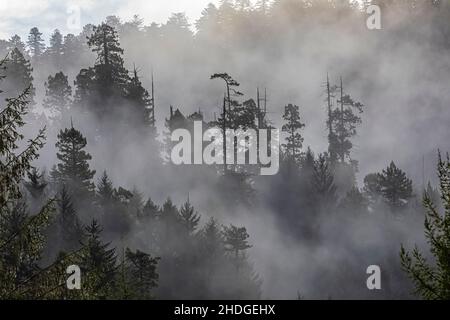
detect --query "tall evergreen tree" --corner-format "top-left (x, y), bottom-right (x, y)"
top-left (43, 72), bottom-right (72, 119)
top-left (124, 248), bottom-right (159, 299)
top-left (96, 171), bottom-right (115, 207)
top-left (0, 59), bottom-right (55, 298)
top-left (24, 168), bottom-right (47, 200)
top-left (47, 29), bottom-right (64, 69)
top-left (54, 123), bottom-right (96, 197)
top-left (378, 161), bottom-right (413, 210)
top-left (2, 48), bottom-right (34, 103)
top-left (87, 23), bottom-right (129, 95)
top-left (282, 103), bottom-right (305, 163)
top-left (56, 185), bottom-right (83, 252)
top-left (8, 35), bottom-right (26, 54)
top-left (330, 77), bottom-right (364, 164)
top-left (79, 220), bottom-right (117, 299)
top-left (222, 225), bottom-right (252, 259)
top-left (126, 67), bottom-right (156, 130)
top-left (179, 199), bottom-right (201, 235)
top-left (27, 27), bottom-right (45, 60)
top-left (312, 154), bottom-right (337, 211)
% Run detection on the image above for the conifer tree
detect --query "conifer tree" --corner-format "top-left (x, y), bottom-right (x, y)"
top-left (124, 248), bottom-right (159, 299)
top-left (142, 198), bottom-right (160, 220)
top-left (127, 67), bottom-right (156, 130)
top-left (54, 123), bottom-right (96, 197)
top-left (201, 218), bottom-right (224, 258)
top-left (400, 153), bottom-right (450, 299)
top-left (8, 35), bottom-right (26, 54)
top-left (24, 168), bottom-right (47, 200)
top-left (2, 48), bottom-right (34, 102)
top-left (330, 77), bottom-right (364, 164)
top-left (378, 161), bottom-right (413, 210)
top-left (47, 29), bottom-right (64, 68)
top-left (312, 154), bottom-right (337, 210)
top-left (282, 103), bottom-right (305, 163)
top-left (0, 58), bottom-right (55, 298)
top-left (56, 186), bottom-right (83, 252)
top-left (96, 171), bottom-right (115, 207)
top-left (222, 225), bottom-right (252, 259)
top-left (79, 220), bottom-right (117, 299)
top-left (43, 72), bottom-right (72, 119)
top-left (27, 27), bottom-right (45, 60)
top-left (87, 23), bottom-right (129, 94)
top-left (179, 200), bottom-right (201, 234)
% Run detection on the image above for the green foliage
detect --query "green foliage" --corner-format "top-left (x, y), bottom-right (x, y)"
top-left (401, 153), bottom-right (450, 299)
top-left (79, 220), bottom-right (117, 299)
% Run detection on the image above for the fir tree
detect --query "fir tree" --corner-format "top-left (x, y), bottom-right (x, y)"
top-left (79, 220), bottom-right (117, 299)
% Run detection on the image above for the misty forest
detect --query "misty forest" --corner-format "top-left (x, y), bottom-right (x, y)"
top-left (2, 0), bottom-right (450, 300)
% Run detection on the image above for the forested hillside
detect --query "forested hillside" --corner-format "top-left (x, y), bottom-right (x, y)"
top-left (1, 0), bottom-right (450, 299)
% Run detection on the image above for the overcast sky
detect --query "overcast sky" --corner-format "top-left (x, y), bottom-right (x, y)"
top-left (0, 0), bottom-right (225, 41)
